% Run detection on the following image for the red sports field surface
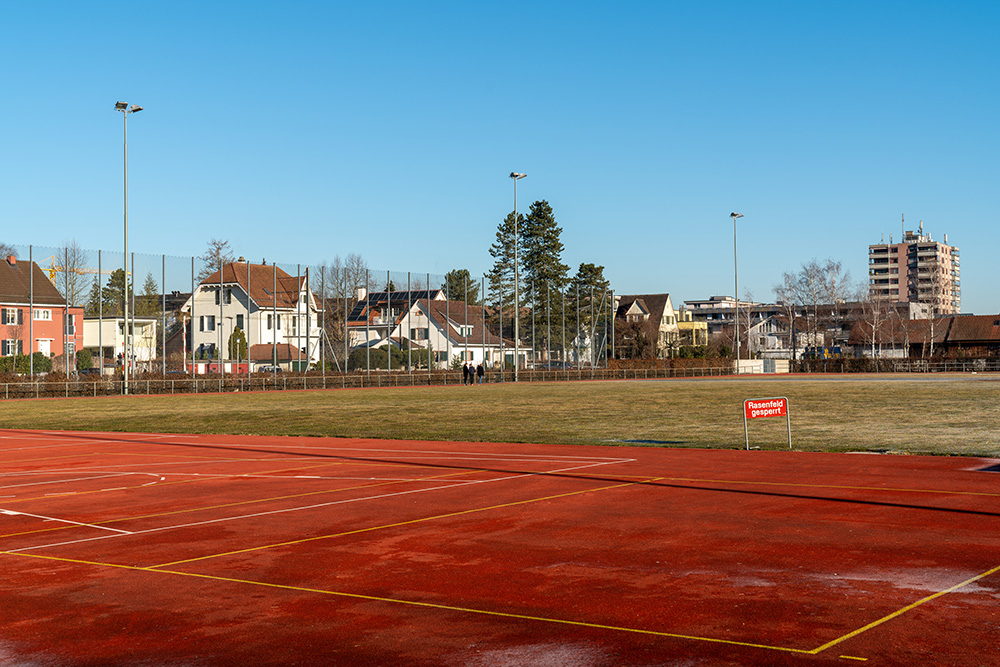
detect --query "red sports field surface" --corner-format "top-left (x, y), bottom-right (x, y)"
top-left (0, 430), bottom-right (997, 666)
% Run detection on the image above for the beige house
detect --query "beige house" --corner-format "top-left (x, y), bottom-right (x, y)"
top-left (614, 293), bottom-right (680, 358)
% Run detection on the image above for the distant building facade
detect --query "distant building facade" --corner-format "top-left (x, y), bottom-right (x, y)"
top-left (868, 221), bottom-right (960, 315)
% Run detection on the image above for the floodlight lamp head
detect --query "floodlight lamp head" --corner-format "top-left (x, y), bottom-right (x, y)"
top-left (730, 212), bottom-right (743, 219)
top-left (115, 101), bottom-right (128, 111)
top-left (510, 172), bottom-right (526, 180)
top-left (129, 105), bottom-right (143, 113)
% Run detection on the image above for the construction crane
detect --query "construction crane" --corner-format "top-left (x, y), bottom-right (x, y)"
top-left (46, 256), bottom-right (115, 282)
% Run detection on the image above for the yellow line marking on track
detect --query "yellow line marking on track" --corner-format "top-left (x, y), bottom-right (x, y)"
top-left (150, 476), bottom-right (663, 568)
top-left (0, 550), bottom-right (813, 655)
top-left (839, 656), bottom-right (868, 661)
top-left (809, 563), bottom-right (1000, 654)
top-left (1, 477), bottom-right (996, 658)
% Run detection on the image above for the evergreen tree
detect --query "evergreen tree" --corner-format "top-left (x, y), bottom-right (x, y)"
top-left (521, 200), bottom-right (569, 290)
top-left (487, 211), bottom-right (521, 311)
top-left (487, 211), bottom-right (524, 342)
top-left (137, 273), bottom-right (160, 317)
top-left (521, 201), bottom-right (569, 357)
top-left (567, 263), bottom-right (612, 363)
top-left (228, 327), bottom-right (248, 361)
top-left (100, 269), bottom-right (133, 317)
top-left (85, 276), bottom-right (102, 316)
top-left (442, 269), bottom-right (480, 304)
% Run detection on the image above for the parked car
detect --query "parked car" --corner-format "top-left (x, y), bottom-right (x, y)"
top-left (256, 365), bottom-right (282, 373)
top-left (536, 361), bottom-right (573, 370)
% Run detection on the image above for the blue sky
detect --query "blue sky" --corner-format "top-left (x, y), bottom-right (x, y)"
top-left (3, 2), bottom-right (997, 312)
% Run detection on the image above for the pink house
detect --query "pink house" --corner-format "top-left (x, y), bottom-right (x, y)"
top-left (0, 255), bottom-right (84, 364)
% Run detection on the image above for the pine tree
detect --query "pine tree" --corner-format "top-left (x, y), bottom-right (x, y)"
top-left (521, 200), bottom-right (569, 290)
top-left (520, 201), bottom-right (569, 357)
top-left (137, 273), bottom-right (160, 317)
top-left (85, 276), bottom-right (102, 316)
top-left (100, 269), bottom-right (133, 317)
top-left (567, 263), bottom-right (612, 363)
top-left (487, 211), bottom-right (521, 312)
top-left (442, 269), bottom-right (480, 304)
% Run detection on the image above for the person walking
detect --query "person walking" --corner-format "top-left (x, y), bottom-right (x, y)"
top-left (476, 362), bottom-right (484, 385)
top-left (462, 362), bottom-right (469, 386)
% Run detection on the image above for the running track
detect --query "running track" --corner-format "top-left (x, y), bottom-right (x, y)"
top-left (0, 429), bottom-right (997, 666)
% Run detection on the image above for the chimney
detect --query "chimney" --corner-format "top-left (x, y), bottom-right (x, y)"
top-left (6, 255), bottom-right (15, 265)
top-left (357, 287), bottom-right (368, 302)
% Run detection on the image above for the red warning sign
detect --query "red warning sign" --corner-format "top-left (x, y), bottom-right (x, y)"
top-left (744, 397), bottom-right (788, 420)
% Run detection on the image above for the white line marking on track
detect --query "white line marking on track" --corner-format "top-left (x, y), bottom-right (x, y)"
top-left (8, 459), bottom-right (626, 553)
top-left (0, 509), bottom-right (133, 534)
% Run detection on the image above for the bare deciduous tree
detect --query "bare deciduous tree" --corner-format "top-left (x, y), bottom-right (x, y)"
top-left (774, 271), bottom-right (803, 361)
top-left (57, 239), bottom-right (89, 308)
top-left (859, 292), bottom-right (893, 362)
top-left (198, 239), bottom-right (234, 282)
top-left (777, 258), bottom-right (856, 358)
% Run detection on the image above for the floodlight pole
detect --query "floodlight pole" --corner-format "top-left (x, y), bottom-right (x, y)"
top-left (730, 212), bottom-right (743, 375)
top-left (510, 172), bottom-right (526, 381)
top-left (116, 101), bottom-right (142, 394)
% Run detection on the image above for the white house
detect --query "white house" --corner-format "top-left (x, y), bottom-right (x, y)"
top-left (347, 289), bottom-right (445, 351)
top-left (180, 260), bottom-right (321, 369)
top-left (348, 291), bottom-right (511, 369)
top-left (82, 316), bottom-right (158, 372)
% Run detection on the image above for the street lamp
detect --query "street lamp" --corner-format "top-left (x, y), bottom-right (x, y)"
top-left (510, 172), bottom-right (526, 381)
top-left (116, 101), bottom-right (142, 394)
top-left (730, 212), bottom-right (743, 374)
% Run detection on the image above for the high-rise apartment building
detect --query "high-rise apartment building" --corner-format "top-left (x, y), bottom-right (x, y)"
top-left (868, 221), bottom-right (960, 315)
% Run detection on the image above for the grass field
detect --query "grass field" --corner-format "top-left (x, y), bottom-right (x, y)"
top-left (1, 376), bottom-right (998, 457)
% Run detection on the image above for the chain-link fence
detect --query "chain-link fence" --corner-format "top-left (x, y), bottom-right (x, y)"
top-left (0, 243), bottom-right (618, 394)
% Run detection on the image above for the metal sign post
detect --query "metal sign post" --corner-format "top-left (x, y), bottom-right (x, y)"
top-left (743, 396), bottom-right (792, 450)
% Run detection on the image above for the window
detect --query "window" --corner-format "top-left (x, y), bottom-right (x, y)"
top-left (459, 325), bottom-right (472, 337)
top-left (33, 309), bottom-right (51, 321)
top-left (200, 315), bottom-right (216, 331)
top-left (267, 314), bottom-right (273, 330)
top-left (225, 289), bottom-right (232, 305)
top-left (1, 339), bottom-right (22, 356)
top-left (2, 308), bottom-right (22, 325)
top-left (410, 327), bottom-right (429, 340)
top-left (214, 289), bottom-right (220, 305)
top-left (236, 314), bottom-right (244, 330)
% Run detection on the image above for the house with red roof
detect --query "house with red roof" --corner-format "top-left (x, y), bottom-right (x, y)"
top-left (347, 290), bottom-right (513, 369)
top-left (178, 259), bottom-right (321, 371)
top-left (0, 254), bottom-right (84, 365)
